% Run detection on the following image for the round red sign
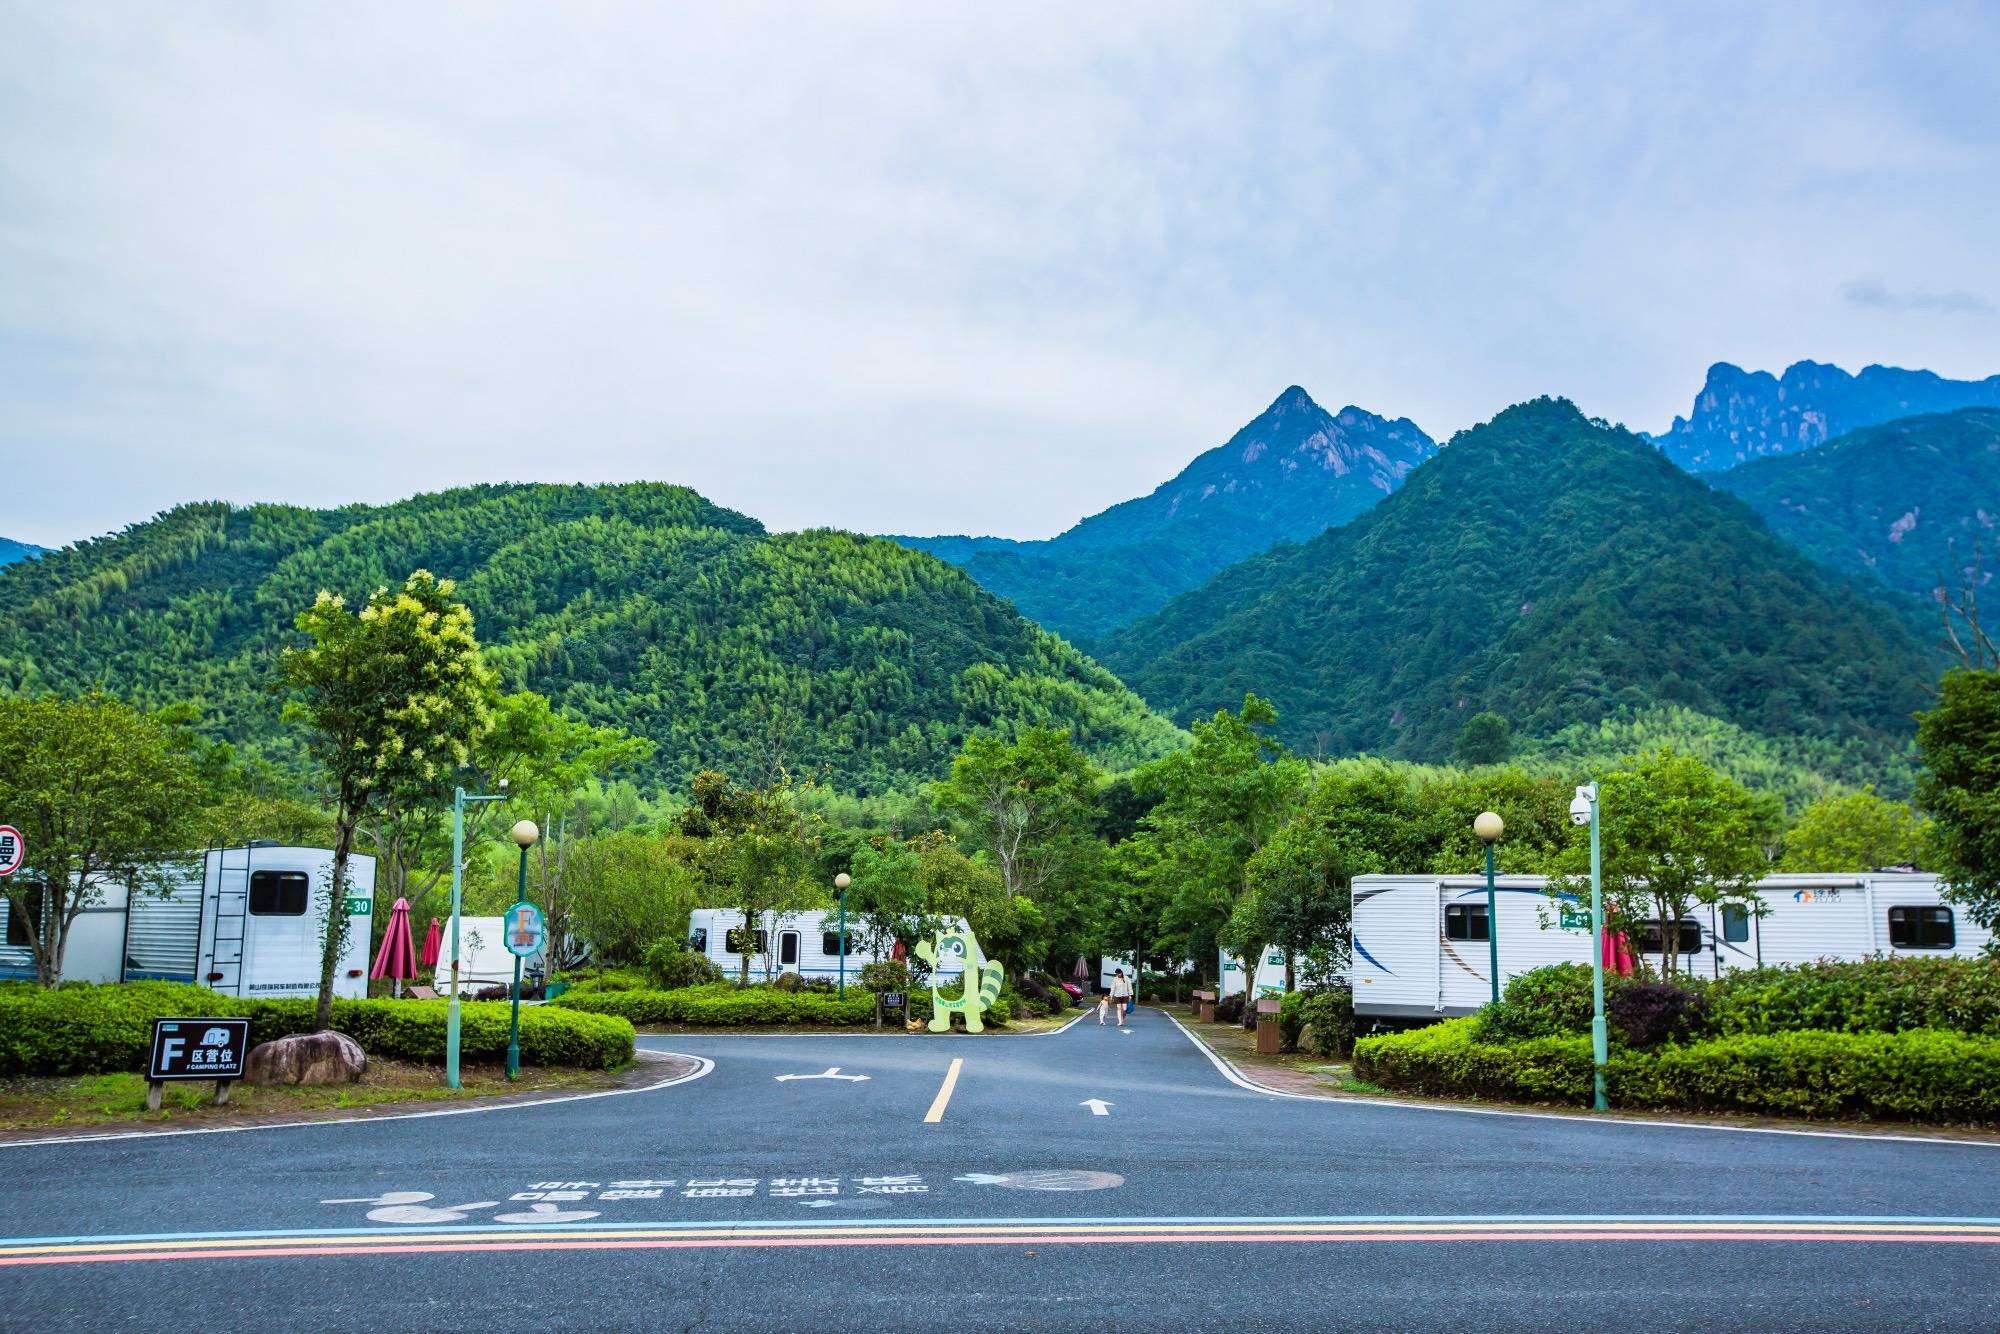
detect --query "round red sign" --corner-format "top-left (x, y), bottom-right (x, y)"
top-left (0, 825), bottom-right (22, 877)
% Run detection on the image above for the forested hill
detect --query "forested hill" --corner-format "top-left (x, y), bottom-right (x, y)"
top-left (1712, 408), bottom-right (2000, 602)
top-left (1100, 399), bottom-right (1937, 776)
top-left (0, 538), bottom-right (44, 566)
top-left (1654, 360), bottom-right (2000, 471)
top-left (893, 386), bottom-right (1434, 640)
top-left (0, 483), bottom-right (1182, 791)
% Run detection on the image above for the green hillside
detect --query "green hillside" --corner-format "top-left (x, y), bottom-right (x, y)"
top-left (1711, 407), bottom-right (2000, 601)
top-left (0, 483), bottom-right (1182, 792)
top-left (1099, 399), bottom-right (1937, 779)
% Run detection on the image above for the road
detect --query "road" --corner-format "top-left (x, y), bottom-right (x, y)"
top-left (3, 1008), bottom-right (1997, 1331)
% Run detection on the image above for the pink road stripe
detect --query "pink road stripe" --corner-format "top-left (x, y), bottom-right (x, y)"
top-left (6, 1230), bottom-right (2000, 1267)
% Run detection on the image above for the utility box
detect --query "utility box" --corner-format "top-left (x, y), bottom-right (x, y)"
top-left (1255, 996), bottom-right (1283, 1054)
top-left (1193, 989), bottom-right (1217, 1023)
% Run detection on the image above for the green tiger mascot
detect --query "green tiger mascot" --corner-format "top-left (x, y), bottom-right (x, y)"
top-left (914, 926), bottom-right (1005, 1033)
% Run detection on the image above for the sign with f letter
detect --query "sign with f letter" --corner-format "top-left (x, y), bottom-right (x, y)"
top-left (147, 1017), bottom-right (251, 1110)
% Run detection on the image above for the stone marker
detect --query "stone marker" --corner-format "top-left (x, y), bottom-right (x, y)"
top-left (244, 1031), bottom-right (367, 1086)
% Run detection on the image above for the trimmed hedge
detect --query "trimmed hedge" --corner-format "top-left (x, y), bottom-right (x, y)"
top-left (1353, 1017), bottom-right (2000, 1123)
top-left (552, 983), bottom-right (878, 1027)
top-left (1705, 956), bottom-right (2000, 1040)
top-left (0, 981), bottom-right (634, 1076)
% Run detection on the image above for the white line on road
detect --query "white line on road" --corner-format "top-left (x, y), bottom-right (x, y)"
top-left (924, 1057), bottom-right (964, 1123)
top-left (1081, 1099), bottom-right (1113, 1116)
top-left (774, 1068), bottom-right (870, 1082)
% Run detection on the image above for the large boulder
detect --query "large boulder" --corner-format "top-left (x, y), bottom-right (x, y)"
top-left (244, 1031), bottom-right (367, 1086)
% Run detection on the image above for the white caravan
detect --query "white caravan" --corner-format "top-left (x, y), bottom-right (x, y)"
top-left (1, 843), bottom-right (373, 999)
top-left (1351, 871), bottom-right (1992, 1021)
top-left (687, 908), bottom-right (969, 984)
top-left (428, 917), bottom-right (526, 994)
top-left (1217, 946), bottom-right (1289, 999)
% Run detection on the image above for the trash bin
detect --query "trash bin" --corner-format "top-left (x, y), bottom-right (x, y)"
top-left (1255, 996), bottom-right (1283, 1054)
top-left (1194, 989), bottom-right (1217, 1023)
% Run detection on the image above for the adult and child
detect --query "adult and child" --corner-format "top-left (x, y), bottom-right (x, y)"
top-left (1098, 968), bottom-right (1134, 1028)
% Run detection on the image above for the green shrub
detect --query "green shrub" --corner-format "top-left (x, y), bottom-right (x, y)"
top-left (641, 942), bottom-right (724, 990)
top-left (555, 967), bottom-right (654, 995)
top-left (1607, 979), bottom-right (1708, 1047)
top-left (1476, 963), bottom-right (1596, 1042)
top-left (1705, 956), bottom-right (2000, 1039)
top-left (858, 960), bottom-right (912, 994)
top-left (0, 982), bottom-right (634, 1075)
top-left (552, 982), bottom-right (877, 1027)
top-left (1355, 1018), bottom-right (1597, 1104)
top-left (1297, 987), bottom-right (1357, 1058)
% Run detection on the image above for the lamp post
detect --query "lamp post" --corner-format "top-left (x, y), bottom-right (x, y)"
top-left (834, 872), bottom-right (851, 999)
top-left (1572, 783), bottom-right (1609, 1111)
top-left (446, 783), bottom-right (506, 1091)
top-left (506, 819), bottom-right (541, 1081)
top-left (1474, 811), bottom-right (1505, 1005)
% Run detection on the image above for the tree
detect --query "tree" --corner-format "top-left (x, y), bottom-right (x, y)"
top-left (1916, 670), bottom-right (2000, 927)
top-left (1779, 788), bottom-right (1928, 872)
top-left (565, 829), bottom-right (702, 964)
top-left (675, 771), bottom-right (827, 983)
top-left (934, 728), bottom-right (1101, 903)
top-left (281, 571), bottom-right (498, 1029)
top-left (1453, 712), bottom-right (1515, 766)
top-left (1552, 749), bottom-right (1776, 975)
top-left (0, 693), bottom-right (203, 986)
top-left (1240, 815), bottom-right (1355, 991)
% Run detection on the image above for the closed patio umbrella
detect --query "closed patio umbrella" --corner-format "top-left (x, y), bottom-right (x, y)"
top-left (1073, 954), bottom-right (1090, 980)
top-left (421, 917), bottom-right (443, 970)
top-left (371, 897), bottom-right (418, 998)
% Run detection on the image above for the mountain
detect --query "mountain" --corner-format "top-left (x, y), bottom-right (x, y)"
top-left (1712, 408), bottom-right (2000, 603)
top-left (0, 539), bottom-right (44, 567)
top-left (0, 484), bottom-right (1182, 792)
top-left (1655, 360), bottom-right (2000, 471)
top-left (1101, 399), bottom-right (1936, 777)
top-left (894, 386), bottom-right (1434, 640)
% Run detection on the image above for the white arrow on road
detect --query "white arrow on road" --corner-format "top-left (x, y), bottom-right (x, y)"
top-left (774, 1067), bottom-right (870, 1082)
top-left (1080, 1098), bottom-right (1113, 1116)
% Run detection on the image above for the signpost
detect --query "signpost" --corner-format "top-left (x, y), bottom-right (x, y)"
top-left (502, 898), bottom-right (544, 1082)
top-left (875, 990), bottom-right (908, 1030)
top-left (146, 1017), bottom-right (249, 1111)
top-left (0, 824), bottom-right (23, 878)
top-left (1559, 907), bottom-right (1591, 930)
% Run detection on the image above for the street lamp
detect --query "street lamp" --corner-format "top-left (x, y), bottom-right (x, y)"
top-left (1474, 811), bottom-right (1504, 1005)
top-left (506, 819), bottom-right (541, 1081)
top-left (834, 872), bottom-right (851, 999)
top-left (1571, 783), bottom-right (1609, 1112)
top-left (446, 783), bottom-right (507, 1090)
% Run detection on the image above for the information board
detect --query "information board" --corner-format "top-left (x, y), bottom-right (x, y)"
top-left (148, 1017), bottom-right (250, 1081)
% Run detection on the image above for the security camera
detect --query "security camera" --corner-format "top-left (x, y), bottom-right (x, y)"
top-left (1568, 789), bottom-right (1593, 826)
top-left (498, 777), bottom-right (509, 789)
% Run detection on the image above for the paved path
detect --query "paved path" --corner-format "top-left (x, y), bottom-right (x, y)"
top-left (3, 1009), bottom-right (1997, 1330)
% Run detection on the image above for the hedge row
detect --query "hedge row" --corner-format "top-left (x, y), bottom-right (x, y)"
top-left (551, 981), bottom-right (1017, 1028)
top-left (1706, 957), bottom-right (2000, 1040)
top-left (0, 981), bottom-right (635, 1076)
top-left (1353, 1017), bottom-right (2000, 1123)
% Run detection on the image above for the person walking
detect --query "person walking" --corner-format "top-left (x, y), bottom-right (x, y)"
top-left (1108, 967), bottom-right (1133, 1028)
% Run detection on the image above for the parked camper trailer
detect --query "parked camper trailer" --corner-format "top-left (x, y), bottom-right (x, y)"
top-left (1, 843), bottom-right (373, 998)
top-left (1216, 946), bottom-right (1288, 999)
top-left (686, 908), bottom-right (969, 984)
top-left (1351, 872), bottom-right (1992, 1021)
top-left (427, 916), bottom-right (525, 994)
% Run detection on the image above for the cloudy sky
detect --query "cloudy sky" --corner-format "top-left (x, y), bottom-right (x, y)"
top-left (3, 2), bottom-right (1997, 548)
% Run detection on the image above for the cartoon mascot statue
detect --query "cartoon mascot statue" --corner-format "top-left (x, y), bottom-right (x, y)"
top-left (914, 926), bottom-right (1006, 1033)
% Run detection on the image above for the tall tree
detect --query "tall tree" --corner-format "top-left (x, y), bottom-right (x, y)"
top-left (676, 770), bottom-right (827, 983)
top-left (1915, 670), bottom-right (2000, 927)
top-left (0, 694), bottom-right (203, 986)
top-left (933, 728), bottom-right (1102, 903)
top-left (1779, 788), bottom-right (1928, 872)
top-left (281, 571), bottom-right (498, 1028)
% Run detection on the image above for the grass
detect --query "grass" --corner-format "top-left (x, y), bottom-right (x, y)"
top-left (0, 1060), bottom-right (629, 1134)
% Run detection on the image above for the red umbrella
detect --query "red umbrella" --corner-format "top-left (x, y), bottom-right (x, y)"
top-left (371, 897), bottom-right (418, 996)
top-left (1073, 954), bottom-right (1090, 981)
top-left (420, 917), bottom-right (443, 969)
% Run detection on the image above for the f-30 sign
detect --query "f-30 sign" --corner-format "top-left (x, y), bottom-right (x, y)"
top-left (0, 825), bottom-right (23, 877)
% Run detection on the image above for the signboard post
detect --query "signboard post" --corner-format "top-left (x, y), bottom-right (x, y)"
top-left (0, 824), bottom-right (23, 878)
top-left (147, 1017), bottom-right (250, 1111)
top-left (502, 900), bottom-right (545, 1081)
top-left (875, 990), bottom-right (908, 1030)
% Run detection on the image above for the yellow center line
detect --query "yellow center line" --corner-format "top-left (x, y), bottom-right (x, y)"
top-left (924, 1057), bottom-right (964, 1123)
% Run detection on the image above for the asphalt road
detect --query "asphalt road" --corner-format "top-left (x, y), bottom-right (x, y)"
top-left (3, 1007), bottom-right (1997, 1331)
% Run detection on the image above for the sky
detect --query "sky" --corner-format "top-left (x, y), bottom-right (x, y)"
top-left (3, 2), bottom-right (1998, 549)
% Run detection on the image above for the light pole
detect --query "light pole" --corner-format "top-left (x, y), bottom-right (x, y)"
top-left (834, 872), bottom-right (851, 999)
top-left (506, 818), bottom-right (541, 1081)
top-left (1474, 811), bottom-right (1505, 1005)
top-left (1571, 783), bottom-right (1609, 1112)
top-left (446, 783), bottom-right (505, 1090)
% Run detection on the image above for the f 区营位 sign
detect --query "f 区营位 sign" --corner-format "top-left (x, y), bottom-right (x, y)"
top-left (0, 825), bottom-right (23, 877)
top-left (146, 1017), bottom-right (250, 1110)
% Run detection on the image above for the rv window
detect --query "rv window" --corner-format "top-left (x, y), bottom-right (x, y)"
top-left (4, 884), bottom-right (44, 948)
top-left (688, 928), bottom-right (708, 953)
top-left (1635, 919), bottom-right (1703, 955)
top-left (248, 870), bottom-right (309, 916)
top-left (823, 932), bottom-right (846, 957)
top-left (1721, 906), bottom-right (1751, 943)
top-left (1444, 903), bottom-right (1489, 942)
top-left (726, 928), bottom-right (768, 955)
top-left (1888, 905), bottom-right (1955, 950)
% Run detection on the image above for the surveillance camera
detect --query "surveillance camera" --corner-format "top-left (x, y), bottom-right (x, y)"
top-left (1568, 794), bottom-right (1592, 826)
top-left (498, 777), bottom-right (509, 789)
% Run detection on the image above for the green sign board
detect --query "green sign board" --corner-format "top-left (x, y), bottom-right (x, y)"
top-left (343, 896), bottom-right (371, 915)
top-left (1559, 907), bottom-right (1591, 930)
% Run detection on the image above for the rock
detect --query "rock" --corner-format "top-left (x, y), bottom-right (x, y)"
top-left (244, 1031), bottom-right (366, 1086)
top-left (1299, 1023), bottom-right (1315, 1052)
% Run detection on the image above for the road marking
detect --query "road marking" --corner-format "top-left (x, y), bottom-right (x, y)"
top-left (1162, 1010), bottom-right (2000, 1149)
top-left (774, 1068), bottom-right (869, 1083)
top-left (1081, 1099), bottom-right (1113, 1116)
top-left (923, 1057), bottom-right (964, 1123)
top-left (0, 1051), bottom-right (715, 1151)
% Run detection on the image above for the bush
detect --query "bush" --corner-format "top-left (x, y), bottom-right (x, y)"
top-left (0, 982), bottom-right (634, 1075)
top-left (1705, 956), bottom-right (2000, 1039)
top-left (554, 967), bottom-right (654, 995)
top-left (1297, 987), bottom-right (1357, 1058)
top-left (1353, 1019), bottom-right (2000, 1123)
top-left (1607, 980), bottom-right (1708, 1047)
top-left (552, 982), bottom-right (877, 1027)
top-left (858, 960), bottom-right (912, 994)
top-left (1214, 994), bottom-right (1245, 1025)
top-left (1476, 963), bottom-right (1596, 1042)
top-left (1278, 991), bottom-right (1307, 1051)
top-left (641, 941), bottom-right (725, 991)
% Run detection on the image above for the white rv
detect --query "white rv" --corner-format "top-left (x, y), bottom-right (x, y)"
top-left (686, 908), bottom-right (968, 984)
top-left (1217, 946), bottom-right (1289, 999)
top-left (0, 843), bottom-right (373, 999)
top-left (1351, 871), bottom-right (1993, 1021)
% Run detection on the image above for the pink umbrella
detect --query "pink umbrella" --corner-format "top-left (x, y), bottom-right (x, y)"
top-left (421, 917), bottom-right (443, 969)
top-left (1073, 954), bottom-right (1090, 981)
top-left (371, 897), bottom-right (418, 997)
